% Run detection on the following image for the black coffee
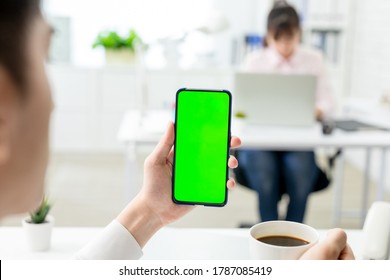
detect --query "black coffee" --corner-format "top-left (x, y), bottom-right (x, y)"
top-left (256, 235), bottom-right (309, 247)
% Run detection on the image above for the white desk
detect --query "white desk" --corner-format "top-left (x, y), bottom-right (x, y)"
top-left (0, 227), bottom-right (362, 260)
top-left (117, 110), bottom-right (390, 227)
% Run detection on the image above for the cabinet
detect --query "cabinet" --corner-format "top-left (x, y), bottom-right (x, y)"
top-left (48, 65), bottom-right (232, 152)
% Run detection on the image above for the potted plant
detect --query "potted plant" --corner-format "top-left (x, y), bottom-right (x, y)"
top-left (92, 29), bottom-right (143, 65)
top-left (22, 197), bottom-right (54, 251)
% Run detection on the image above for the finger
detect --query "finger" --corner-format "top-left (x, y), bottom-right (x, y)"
top-left (324, 228), bottom-right (348, 251)
top-left (228, 156), bottom-right (238, 168)
top-left (230, 136), bottom-right (241, 149)
top-left (339, 243), bottom-right (355, 260)
top-left (166, 148), bottom-right (174, 171)
top-left (227, 178), bottom-right (236, 189)
top-left (167, 147), bottom-right (174, 165)
top-left (150, 122), bottom-right (175, 164)
top-left (299, 228), bottom-right (348, 260)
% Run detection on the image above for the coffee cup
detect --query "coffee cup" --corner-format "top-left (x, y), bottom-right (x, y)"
top-left (249, 221), bottom-right (319, 260)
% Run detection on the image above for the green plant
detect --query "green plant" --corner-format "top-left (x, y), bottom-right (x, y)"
top-left (235, 111), bottom-right (247, 119)
top-left (92, 29), bottom-right (142, 51)
top-left (29, 197), bottom-right (51, 224)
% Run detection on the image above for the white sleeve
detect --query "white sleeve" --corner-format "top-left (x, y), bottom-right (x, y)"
top-left (75, 219), bottom-right (143, 260)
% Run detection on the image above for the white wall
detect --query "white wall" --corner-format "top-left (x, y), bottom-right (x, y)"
top-left (348, 0), bottom-right (390, 100)
top-left (343, 0), bottom-right (390, 191)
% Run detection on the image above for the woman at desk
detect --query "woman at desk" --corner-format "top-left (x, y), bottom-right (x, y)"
top-left (0, 0), bottom-right (352, 260)
top-left (238, 1), bottom-right (334, 223)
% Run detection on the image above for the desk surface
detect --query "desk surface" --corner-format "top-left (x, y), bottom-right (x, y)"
top-left (0, 227), bottom-right (362, 260)
top-left (118, 110), bottom-right (390, 149)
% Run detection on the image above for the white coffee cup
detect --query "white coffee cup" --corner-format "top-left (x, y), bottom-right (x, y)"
top-left (249, 221), bottom-right (319, 260)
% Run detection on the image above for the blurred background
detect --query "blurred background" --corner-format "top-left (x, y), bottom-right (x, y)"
top-left (2, 0), bottom-right (390, 229)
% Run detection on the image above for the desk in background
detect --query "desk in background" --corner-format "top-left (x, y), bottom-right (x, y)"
top-left (0, 226), bottom-right (362, 260)
top-left (117, 110), bottom-right (390, 227)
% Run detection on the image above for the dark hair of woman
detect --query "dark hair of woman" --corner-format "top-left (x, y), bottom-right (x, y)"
top-left (264, 1), bottom-right (301, 47)
top-left (0, 0), bottom-right (41, 89)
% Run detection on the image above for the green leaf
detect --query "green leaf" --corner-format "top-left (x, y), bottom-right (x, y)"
top-left (92, 29), bottom-right (142, 51)
top-left (29, 197), bottom-right (51, 224)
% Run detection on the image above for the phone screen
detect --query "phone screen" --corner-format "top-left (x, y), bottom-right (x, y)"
top-left (172, 89), bottom-right (231, 206)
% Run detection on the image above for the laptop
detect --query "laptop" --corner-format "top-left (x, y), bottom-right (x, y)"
top-left (233, 72), bottom-right (317, 127)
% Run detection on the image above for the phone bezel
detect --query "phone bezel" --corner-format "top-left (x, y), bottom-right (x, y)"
top-left (172, 88), bottom-right (232, 207)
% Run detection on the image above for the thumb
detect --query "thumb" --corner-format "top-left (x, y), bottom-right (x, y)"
top-left (300, 228), bottom-right (348, 260)
top-left (150, 122), bottom-right (175, 163)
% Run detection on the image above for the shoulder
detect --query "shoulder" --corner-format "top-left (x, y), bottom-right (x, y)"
top-left (241, 48), bottom-right (274, 71)
top-left (297, 47), bottom-right (324, 63)
top-left (244, 48), bottom-right (269, 62)
top-left (294, 47), bottom-right (326, 73)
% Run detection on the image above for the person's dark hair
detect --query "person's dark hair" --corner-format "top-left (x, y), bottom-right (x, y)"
top-left (0, 0), bottom-right (41, 89)
top-left (264, 1), bottom-right (300, 47)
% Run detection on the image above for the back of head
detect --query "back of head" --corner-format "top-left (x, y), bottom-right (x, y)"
top-left (264, 1), bottom-right (301, 47)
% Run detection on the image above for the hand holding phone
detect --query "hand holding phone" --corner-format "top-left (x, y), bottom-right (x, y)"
top-left (172, 88), bottom-right (232, 206)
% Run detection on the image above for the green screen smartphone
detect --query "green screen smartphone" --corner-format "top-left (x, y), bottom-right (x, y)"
top-left (172, 88), bottom-right (232, 207)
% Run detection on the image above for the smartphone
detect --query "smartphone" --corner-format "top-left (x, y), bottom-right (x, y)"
top-left (172, 88), bottom-right (232, 206)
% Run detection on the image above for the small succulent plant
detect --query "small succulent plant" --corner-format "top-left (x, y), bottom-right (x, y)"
top-left (29, 197), bottom-right (51, 224)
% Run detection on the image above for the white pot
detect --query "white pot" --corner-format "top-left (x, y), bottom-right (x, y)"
top-left (105, 49), bottom-right (136, 65)
top-left (22, 215), bottom-right (54, 252)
